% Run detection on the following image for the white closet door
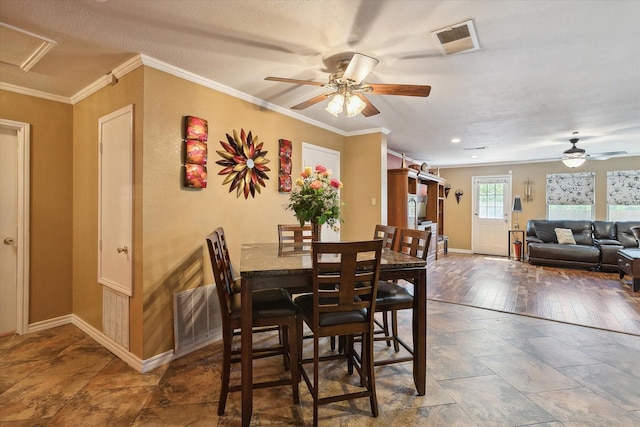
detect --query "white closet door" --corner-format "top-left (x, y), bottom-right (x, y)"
top-left (98, 105), bottom-right (133, 296)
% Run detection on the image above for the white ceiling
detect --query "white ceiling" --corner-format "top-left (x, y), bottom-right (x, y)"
top-left (1, 0), bottom-right (639, 168)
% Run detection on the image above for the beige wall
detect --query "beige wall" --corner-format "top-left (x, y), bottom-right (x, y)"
top-left (0, 90), bottom-right (73, 323)
top-left (341, 132), bottom-right (387, 241)
top-left (140, 68), bottom-right (350, 358)
top-left (441, 156), bottom-right (640, 250)
top-left (72, 67), bottom-right (145, 355)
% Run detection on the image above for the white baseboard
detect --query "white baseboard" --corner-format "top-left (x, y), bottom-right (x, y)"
top-left (448, 248), bottom-right (473, 254)
top-left (27, 314), bottom-right (185, 373)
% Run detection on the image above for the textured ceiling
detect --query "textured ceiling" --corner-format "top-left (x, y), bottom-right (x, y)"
top-left (1, 0), bottom-right (639, 167)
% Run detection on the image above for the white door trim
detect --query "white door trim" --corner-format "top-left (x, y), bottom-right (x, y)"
top-left (0, 119), bottom-right (30, 334)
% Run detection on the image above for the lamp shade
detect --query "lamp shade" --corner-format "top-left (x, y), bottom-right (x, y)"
top-left (512, 195), bottom-right (523, 212)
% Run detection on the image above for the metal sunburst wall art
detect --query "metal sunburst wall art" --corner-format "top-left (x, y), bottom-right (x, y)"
top-left (216, 128), bottom-right (270, 199)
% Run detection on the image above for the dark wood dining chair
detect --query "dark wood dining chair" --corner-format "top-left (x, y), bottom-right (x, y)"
top-left (374, 228), bottom-right (431, 356)
top-left (373, 224), bottom-right (398, 250)
top-left (205, 228), bottom-right (301, 415)
top-left (295, 239), bottom-right (383, 426)
top-left (278, 223), bottom-right (313, 244)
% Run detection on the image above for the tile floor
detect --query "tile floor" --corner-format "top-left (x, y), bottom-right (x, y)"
top-left (1, 300), bottom-right (640, 426)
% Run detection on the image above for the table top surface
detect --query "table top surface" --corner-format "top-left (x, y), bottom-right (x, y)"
top-left (240, 242), bottom-right (427, 277)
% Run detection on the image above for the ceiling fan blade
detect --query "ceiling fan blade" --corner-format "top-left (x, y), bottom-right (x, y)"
top-left (366, 83), bottom-right (431, 97)
top-left (355, 94), bottom-right (380, 117)
top-left (264, 77), bottom-right (326, 87)
top-left (343, 53), bottom-right (379, 84)
top-left (291, 93), bottom-right (333, 110)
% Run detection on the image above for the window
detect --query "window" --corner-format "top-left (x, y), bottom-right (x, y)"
top-left (478, 181), bottom-right (505, 219)
top-left (607, 170), bottom-right (640, 220)
top-left (546, 172), bottom-right (594, 220)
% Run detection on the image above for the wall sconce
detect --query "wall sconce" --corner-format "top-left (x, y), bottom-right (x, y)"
top-left (455, 189), bottom-right (463, 204)
top-left (524, 179), bottom-right (533, 203)
top-left (444, 183), bottom-right (451, 198)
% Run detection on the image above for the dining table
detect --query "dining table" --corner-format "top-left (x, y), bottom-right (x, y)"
top-left (239, 242), bottom-right (428, 426)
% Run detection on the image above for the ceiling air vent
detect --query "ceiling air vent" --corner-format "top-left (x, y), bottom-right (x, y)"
top-left (431, 19), bottom-right (479, 56)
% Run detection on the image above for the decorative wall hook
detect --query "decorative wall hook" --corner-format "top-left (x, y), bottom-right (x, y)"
top-left (455, 188), bottom-right (464, 204)
top-left (444, 183), bottom-right (451, 198)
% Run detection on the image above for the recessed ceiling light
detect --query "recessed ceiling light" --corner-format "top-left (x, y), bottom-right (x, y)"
top-left (471, 155), bottom-right (479, 159)
top-left (451, 138), bottom-right (461, 143)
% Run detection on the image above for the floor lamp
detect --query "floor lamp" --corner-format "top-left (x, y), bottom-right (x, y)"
top-left (512, 195), bottom-right (523, 229)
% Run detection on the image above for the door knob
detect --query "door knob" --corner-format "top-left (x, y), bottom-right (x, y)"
top-left (4, 238), bottom-right (14, 245)
top-left (117, 246), bottom-right (129, 254)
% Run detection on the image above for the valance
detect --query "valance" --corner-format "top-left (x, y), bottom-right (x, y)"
top-left (607, 170), bottom-right (640, 205)
top-left (546, 172), bottom-right (594, 205)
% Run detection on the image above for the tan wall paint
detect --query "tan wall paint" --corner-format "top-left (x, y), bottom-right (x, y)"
top-left (441, 156), bottom-right (640, 250)
top-left (72, 68), bottom-right (145, 356)
top-left (341, 132), bottom-right (386, 241)
top-left (141, 68), bottom-right (347, 358)
top-left (0, 90), bottom-right (73, 322)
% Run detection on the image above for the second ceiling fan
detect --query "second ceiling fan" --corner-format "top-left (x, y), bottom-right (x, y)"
top-left (265, 53), bottom-right (431, 117)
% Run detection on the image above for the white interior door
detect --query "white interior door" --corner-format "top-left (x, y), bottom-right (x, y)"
top-left (301, 143), bottom-right (340, 241)
top-left (472, 175), bottom-right (511, 256)
top-left (0, 120), bottom-right (29, 336)
top-left (98, 105), bottom-right (133, 296)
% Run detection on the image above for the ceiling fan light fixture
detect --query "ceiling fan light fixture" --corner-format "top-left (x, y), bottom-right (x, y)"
top-left (325, 93), bottom-right (344, 116)
top-left (562, 157), bottom-right (586, 168)
top-left (561, 137), bottom-right (587, 167)
top-left (346, 94), bottom-right (366, 117)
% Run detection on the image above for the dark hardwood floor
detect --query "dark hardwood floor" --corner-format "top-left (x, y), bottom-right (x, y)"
top-left (426, 253), bottom-right (640, 335)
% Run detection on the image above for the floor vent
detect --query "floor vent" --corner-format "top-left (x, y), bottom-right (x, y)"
top-left (431, 19), bottom-right (480, 56)
top-left (102, 286), bottom-right (129, 350)
top-left (173, 284), bottom-right (221, 357)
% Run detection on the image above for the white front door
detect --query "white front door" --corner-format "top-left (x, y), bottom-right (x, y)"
top-left (301, 143), bottom-right (340, 241)
top-left (0, 120), bottom-right (29, 336)
top-left (472, 175), bottom-right (511, 256)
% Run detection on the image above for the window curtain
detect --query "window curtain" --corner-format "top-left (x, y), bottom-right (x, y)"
top-left (546, 172), bottom-right (595, 205)
top-left (607, 170), bottom-right (640, 205)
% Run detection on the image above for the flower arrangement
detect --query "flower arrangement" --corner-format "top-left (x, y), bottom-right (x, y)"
top-left (286, 165), bottom-right (343, 230)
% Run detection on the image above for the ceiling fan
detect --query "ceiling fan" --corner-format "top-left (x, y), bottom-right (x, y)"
top-left (264, 53), bottom-right (431, 117)
top-left (561, 135), bottom-right (628, 167)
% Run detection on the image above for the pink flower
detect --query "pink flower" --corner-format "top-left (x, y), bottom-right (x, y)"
top-left (315, 165), bottom-right (327, 173)
top-left (310, 180), bottom-right (322, 190)
top-left (330, 178), bottom-right (342, 189)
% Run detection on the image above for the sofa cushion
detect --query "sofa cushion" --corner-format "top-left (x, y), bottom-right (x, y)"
top-left (528, 242), bottom-right (600, 264)
top-left (616, 221), bottom-right (640, 248)
top-left (561, 220), bottom-right (593, 246)
top-left (594, 221), bottom-right (616, 240)
top-left (533, 221), bottom-right (564, 243)
top-left (555, 228), bottom-right (576, 245)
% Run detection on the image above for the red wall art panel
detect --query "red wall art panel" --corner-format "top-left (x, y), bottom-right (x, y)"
top-left (183, 116), bottom-right (208, 188)
top-left (278, 139), bottom-right (292, 192)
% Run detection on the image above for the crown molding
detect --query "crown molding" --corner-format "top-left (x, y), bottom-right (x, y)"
top-left (0, 82), bottom-right (71, 104)
top-left (345, 127), bottom-right (390, 137)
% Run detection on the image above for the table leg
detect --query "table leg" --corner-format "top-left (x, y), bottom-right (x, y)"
top-left (413, 268), bottom-right (427, 395)
top-left (241, 277), bottom-right (253, 427)
top-left (634, 277), bottom-right (640, 292)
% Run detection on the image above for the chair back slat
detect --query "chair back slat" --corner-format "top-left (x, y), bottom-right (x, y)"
top-left (373, 224), bottom-right (398, 250)
top-left (398, 228), bottom-right (432, 261)
top-left (311, 240), bottom-right (382, 315)
top-left (205, 230), bottom-right (233, 315)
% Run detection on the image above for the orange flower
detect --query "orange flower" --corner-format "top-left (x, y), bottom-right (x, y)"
top-left (310, 180), bottom-right (322, 189)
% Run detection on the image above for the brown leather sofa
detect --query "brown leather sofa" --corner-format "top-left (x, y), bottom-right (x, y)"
top-left (525, 220), bottom-right (640, 270)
